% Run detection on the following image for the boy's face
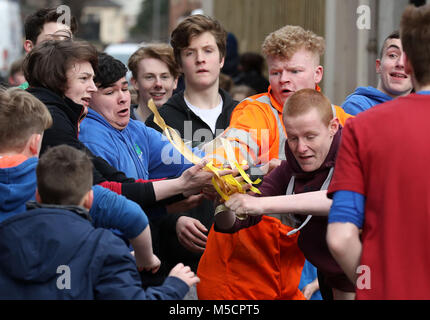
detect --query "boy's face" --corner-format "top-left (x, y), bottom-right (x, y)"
top-left (376, 38), bottom-right (412, 97)
top-left (285, 108), bottom-right (338, 172)
top-left (24, 22), bottom-right (72, 53)
top-left (65, 61), bottom-right (97, 110)
top-left (90, 77), bottom-right (131, 130)
top-left (180, 31), bottom-right (225, 91)
top-left (267, 48), bottom-right (323, 108)
top-left (132, 57), bottom-right (178, 108)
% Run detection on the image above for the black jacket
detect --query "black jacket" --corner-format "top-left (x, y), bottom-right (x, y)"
top-left (145, 89), bottom-right (238, 147)
top-left (27, 87), bottom-right (156, 209)
top-left (144, 89), bottom-right (239, 274)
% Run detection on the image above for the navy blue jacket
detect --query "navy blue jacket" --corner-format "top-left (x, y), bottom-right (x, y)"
top-left (0, 205), bottom-right (189, 300)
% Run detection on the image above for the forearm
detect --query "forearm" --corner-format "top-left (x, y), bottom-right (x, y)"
top-left (259, 190), bottom-right (332, 216)
top-left (152, 177), bottom-right (185, 201)
top-left (129, 226), bottom-right (154, 263)
top-left (327, 222), bottom-right (362, 283)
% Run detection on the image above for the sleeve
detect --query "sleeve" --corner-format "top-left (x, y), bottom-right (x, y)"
top-left (219, 102), bottom-right (275, 166)
top-left (328, 190), bottom-right (365, 228)
top-left (327, 118), bottom-right (365, 198)
top-left (94, 231), bottom-right (189, 300)
top-left (144, 125), bottom-right (195, 179)
top-left (214, 215), bottom-right (262, 233)
top-left (90, 185), bottom-right (149, 239)
top-left (258, 160), bottom-right (290, 197)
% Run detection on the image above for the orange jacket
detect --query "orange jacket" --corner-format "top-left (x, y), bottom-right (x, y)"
top-left (197, 86), bottom-right (353, 300)
top-left (207, 85), bottom-right (353, 166)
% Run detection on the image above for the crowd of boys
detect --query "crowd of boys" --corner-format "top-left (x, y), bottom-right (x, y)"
top-left (0, 3), bottom-right (429, 300)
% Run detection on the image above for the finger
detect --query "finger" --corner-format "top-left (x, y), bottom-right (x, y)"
top-left (151, 264), bottom-right (161, 274)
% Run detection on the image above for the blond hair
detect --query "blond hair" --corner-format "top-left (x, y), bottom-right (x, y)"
top-left (0, 87), bottom-right (52, 152)
top-left (283, 89), bottom-right (333, 126)
top-left (262, 25), bottom-right (325, 61)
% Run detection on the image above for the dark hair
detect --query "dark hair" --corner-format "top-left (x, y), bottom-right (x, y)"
top-left (23, 40), bottom-right (98, 97)
top-left (239, 52), bottom-right (265, 74)
top-left (401, 4), bottom-right (430, 86)
top-left (24, 7), bottom-right (77, 43)
top-left (94, 52), bottom-right (128, 88)
top-left (37, 145), bottom-right (93, 206)
top-left (170, 14), bottom-right (227, 66)
top-left (379, 30), bottom-right (400, 59)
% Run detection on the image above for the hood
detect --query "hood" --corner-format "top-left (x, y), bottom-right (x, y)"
top-left (285, 127), bottom-right (342, 180)
top-left (351, 86), bottom-right (392, 104)
top-left (0, 205), bottom-right (92, 283)
top-left (86, 107), bottom-right (119, 131)
top-left (0, 157), bottom-right (38, 216)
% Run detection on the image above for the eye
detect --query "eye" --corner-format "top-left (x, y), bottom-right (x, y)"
top-left (144, 75), bottom-right (154, 81)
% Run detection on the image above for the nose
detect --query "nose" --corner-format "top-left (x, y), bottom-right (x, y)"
top-left (88, 79), bottom-right (97, 93)
top-left (296, 138), bottom-right (308, 154)
top-left (396, 53), bottom-right (405, 69)
top-left (154, 76), bottom-right (162, 88)
top-left (280, 70), bottom-right (290, 83)
top-left (196, 50), bottom-right (205, 64)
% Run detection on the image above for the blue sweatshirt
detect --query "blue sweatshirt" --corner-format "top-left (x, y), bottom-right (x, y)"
top-left (0, 157), bottom-right (148, 238)
top-left (341, 86), bottom-right (393, 115)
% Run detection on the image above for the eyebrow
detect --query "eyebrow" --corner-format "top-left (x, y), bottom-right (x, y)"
top-left (386, 44), bottom-right (401, 51)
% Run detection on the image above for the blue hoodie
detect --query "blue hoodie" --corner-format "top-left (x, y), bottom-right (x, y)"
top-left (341, 86), bottom-right (393, 115)
top-left (0, 205), bottom-right (188, 299)
top-left (0, 157), bottom-right (148, 238)
top-left (0, 157), bottom-right (38, 219)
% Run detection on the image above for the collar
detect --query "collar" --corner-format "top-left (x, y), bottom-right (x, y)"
top-left (26, 201), bottom-right (92, 222)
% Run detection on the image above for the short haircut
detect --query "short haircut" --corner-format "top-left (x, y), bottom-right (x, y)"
top-left (0, 87), bottom-right (52, 152)
top-left (23, 40), bottom-right (98, 97)
top-left (37, 145), bottom-right (93, 206)
top-left (283, 89), bottom-right (333, 126)
top-left (379, 30), bottom-right (400, 59)
top-left (400, 4), bottom-right (430, 86)
top-left (94, 52), bottom-right (127, 88)
top-left (128, 43), bottom-right (180, 79)
top-left (24, 7), bottom-right (77, 43)
top-left (262, 25), bottom-right (325, 62)
top-left (170, 14), bottom-right (227, 66)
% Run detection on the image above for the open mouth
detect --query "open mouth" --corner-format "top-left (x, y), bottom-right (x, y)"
top-left (81, 97), bottom-right (91, 106)
top-left (118, 108), bottom-right (129, 116)
top-left (390, 72), bottom-right (408, 79)
top-left (151, 92), bottom-right (166, 98)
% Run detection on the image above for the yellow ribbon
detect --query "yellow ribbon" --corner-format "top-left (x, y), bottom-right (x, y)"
top-left (147, 98), bottom-right (261, 208)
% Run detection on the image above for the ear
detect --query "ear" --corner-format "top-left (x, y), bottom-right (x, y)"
top-left (173, 77), bottom-right (178, 90)
top-left (35, 189), bottom-right (42, 203)
top-left (375, 59), bottom-right (381, 74)
top-left (82, 189), bottom-right (94, 210)
top-left (219, 56), bottom-right (225, 69)
top-left (329, 117), bottom-right (340, 136)
top-left (28, 133), bottom-right (43, 157)
top-left (130, 77), bottom-right (139, 91)
top-left (24, 40), bottom-right (34, 53)
top-left (314, 65), bottom-right (323, 85)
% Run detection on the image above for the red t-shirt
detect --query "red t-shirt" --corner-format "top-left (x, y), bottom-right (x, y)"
top-left (328, 93), bottom-right (430, 299)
